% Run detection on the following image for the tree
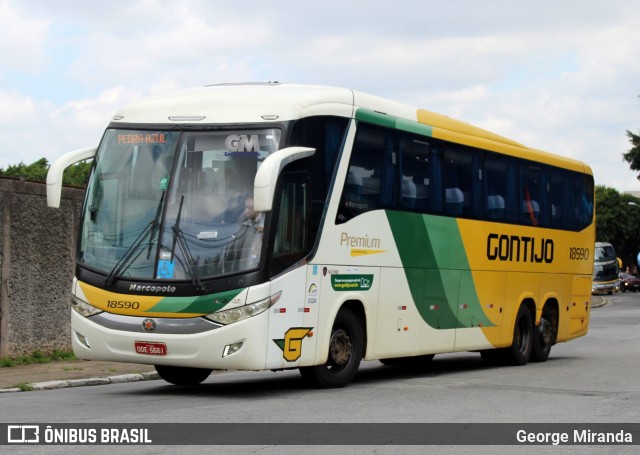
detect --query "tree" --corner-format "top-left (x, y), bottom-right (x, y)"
top-left (0, 158), bottom-right (92, 187)
top-left (62, 160), bottom-right (92, 186)
top-left (595, 185), bottom-right (640, 271)
top-left (0, 158), bottom-right (49, 181)
top-left (622, 129), bottom-right (640, 179)
top-left (622, 96), bottom-right (640, 179)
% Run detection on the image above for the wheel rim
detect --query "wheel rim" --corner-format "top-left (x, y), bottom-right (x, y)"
top-left (328, 328), bottom-right (353, 371)
top-left (539, 317), bottom-right (553, 347)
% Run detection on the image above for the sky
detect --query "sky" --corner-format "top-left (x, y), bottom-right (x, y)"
top-left (1, 0), bottom-right (640, 191)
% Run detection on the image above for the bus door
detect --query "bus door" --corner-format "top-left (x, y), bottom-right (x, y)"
top-left (265, 173), bottom-right (318, 369)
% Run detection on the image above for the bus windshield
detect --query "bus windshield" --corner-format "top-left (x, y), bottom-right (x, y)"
top-left (594, 244), bottom-right (616, 261)
top-left (80, 128), bottom-right (281, 283)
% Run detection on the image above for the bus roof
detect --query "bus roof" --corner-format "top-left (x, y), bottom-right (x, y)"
top-left (111, 82), bottom-right (592, 175)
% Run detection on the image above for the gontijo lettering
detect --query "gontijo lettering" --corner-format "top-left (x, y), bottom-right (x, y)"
top-left (487, 233), bottom-right (554, 263)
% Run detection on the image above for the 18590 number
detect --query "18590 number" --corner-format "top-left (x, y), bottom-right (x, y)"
top-left (107, 300), bottom-right (140, 309)
top-left (569, 247), bottom-right (590, 261)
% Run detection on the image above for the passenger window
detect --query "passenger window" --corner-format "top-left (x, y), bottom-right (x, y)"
top-left (485, 155), bottom-right (509, 221)
top-left (572, 174), bottom-right (594, 230)
top-left (442, 147), bottom-right (473, 216)
top-left (520, 164), bottom-right (543, 226)
top-left (549, 170), bottom-right (571, 229)
top-left (337, 124), bottom-right (396, 223)
top-left (399, 136), bottom-right (435, 212)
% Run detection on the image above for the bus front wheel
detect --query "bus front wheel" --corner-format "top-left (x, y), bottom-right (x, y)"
top-left (299, 308), bottom-right (364, 388)
top-left (154, 365), bottom-right (213, 386)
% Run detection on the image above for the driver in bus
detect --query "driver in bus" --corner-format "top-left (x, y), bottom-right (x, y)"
top-left (242, 197), bottom-right (264, 232)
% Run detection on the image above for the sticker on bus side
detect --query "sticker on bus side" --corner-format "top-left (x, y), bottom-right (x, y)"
top-left (273, 327), bottom-right (313, 362)
top-left (330, 274), bottom-right (374, 291)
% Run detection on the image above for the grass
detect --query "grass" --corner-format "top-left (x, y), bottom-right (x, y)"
top-left (0, 350), bottom-right (76, 368)
top-left (13, 382), bottom-right (34, 392)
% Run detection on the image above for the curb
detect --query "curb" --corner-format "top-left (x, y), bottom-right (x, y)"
top-left (0, 371), bottom-right (159, 394)
top-left (591, 295), bottom-right (608, 308)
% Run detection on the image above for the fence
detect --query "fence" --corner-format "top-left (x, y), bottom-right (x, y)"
top-left (0, 178), bottom-right (84, 357)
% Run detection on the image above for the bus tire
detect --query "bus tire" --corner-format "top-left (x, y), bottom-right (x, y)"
top-left (154, 365), bottom-right (212, 386)
top-left (505, 304), bottom-right (533, 365)
top-left (530, 305), bottom-right (557, 362)
top-left (299, 308), bottom-right (364, 388)
top-left (481, 305), bottom-right (533, 366)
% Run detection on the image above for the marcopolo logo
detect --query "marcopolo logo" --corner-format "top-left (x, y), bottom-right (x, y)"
top-left (129, 284), bottom-right (176, 293)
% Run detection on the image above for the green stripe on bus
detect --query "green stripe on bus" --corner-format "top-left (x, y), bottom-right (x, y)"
top-left (146, 288), bottom-right (245, 314)
top-left (355, 109), bottom-right (397, 128)
top-left (355, 109), bottom-right (434, 137)
top-left (396, 118), bottom-right (433, 137)
top-left (386, 211), bottom-right (493, 329)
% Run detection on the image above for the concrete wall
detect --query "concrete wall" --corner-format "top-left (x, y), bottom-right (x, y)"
top-left (0, 178), bottom-right (85, 358)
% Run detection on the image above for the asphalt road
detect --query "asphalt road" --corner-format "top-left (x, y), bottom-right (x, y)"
top-left (2, 292), bottom-right (639, 454)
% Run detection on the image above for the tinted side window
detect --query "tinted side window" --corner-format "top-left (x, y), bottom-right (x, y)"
top-left (573, 174), bottom-right (594, 230)
top-left (333, 119), bottom-right (593, 232)
top-left (484, 154), bottom-right (517, 222)
top-left (442, 146), bottom-right (474, 217)
top-left (288, 115), bottom-right (349, 244)
top-left (399, 135), bottom-right (440, 213)
top-left (520, 164), bottom-right (543, 226)
top-left (337, 123), bottom-right (396, 223)
top-left (548, 169), bottom-right (571, 229)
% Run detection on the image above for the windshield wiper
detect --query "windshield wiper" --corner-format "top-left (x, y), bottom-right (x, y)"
top-left (104, 192), bottom-right (165, 287)
top-left (170, 195), bottom-right (205, 292)
top-left (147, 191), bottom-right (166, 259)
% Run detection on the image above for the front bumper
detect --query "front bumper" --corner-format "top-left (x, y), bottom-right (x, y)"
top-left (71, 309), bottom-right (270, 370)
top-left (591, 281), bottom-right (618, 294)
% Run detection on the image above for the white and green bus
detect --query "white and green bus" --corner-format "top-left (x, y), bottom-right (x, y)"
top-left (592, 242), bottom-right (618, 294)
top-left (47, 82), bottom-right (595, 388)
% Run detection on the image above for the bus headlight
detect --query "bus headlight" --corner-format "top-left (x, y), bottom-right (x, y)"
top-left (206, 291), bottom-right (281, 325)
top-left (71, 296), bottom-right (102, 317)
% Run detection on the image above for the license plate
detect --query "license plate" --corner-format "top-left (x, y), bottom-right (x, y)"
top-left (134, 341), bottom-right (167, 356)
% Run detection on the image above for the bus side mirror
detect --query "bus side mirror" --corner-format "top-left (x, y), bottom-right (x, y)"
top-left (46, 147), bottom-right (97, 208)
top-left (253, 146), bottom-right (315, 212)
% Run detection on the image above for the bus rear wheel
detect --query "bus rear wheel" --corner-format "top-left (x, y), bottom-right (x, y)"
top-left (481, 305), bottom-right (533, 366)
top-left (154, 365), bottom-right (213, 386)
top-left (531, 305), bottom-right (557, 362)
top-left (299, 308), bottom-right (364, 388)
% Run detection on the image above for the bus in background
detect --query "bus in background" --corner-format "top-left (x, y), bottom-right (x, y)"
top-left (592, 242), bottom-right (619, 295)
top-left (47, 83), bottom-right (595, 388)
